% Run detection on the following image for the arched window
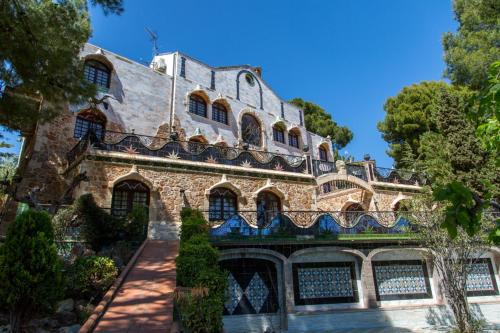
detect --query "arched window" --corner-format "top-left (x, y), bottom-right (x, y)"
top-left (256, 191), bottom-right (281, 226)
top-left (212, 102), bottom-right (228, 125)
top-left (319, 145), bottom-right (328, 161)
top-left (288, 129), bottom-right (300, 148)
top-left (189, 94), bottom-right (207, 117)
top-left (209, 188), bottom-right (238, 221)
top-left (272, 124), bottom-right (285, 144)
top-left (112, 180), bottom-right (150, 217)
top-left (84, 60), bottom-right (111, 90)
top-left (241, 114), bottom-right (261, 146)
top-left (74, 109), bottom-right (106, 139)
top-left (344, 203), bottom-right (364, 226)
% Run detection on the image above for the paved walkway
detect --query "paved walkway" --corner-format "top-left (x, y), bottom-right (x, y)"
top-left (94, 240), bottom-right (179, 333)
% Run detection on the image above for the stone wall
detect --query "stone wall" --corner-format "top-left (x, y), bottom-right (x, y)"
top-left (75, 159), bottom-right (316, 239)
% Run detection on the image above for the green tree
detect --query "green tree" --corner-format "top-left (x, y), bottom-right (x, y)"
top-left (377, 81), bottom-right (470, 167)
top-left (0, 0), bottom-right (123, 132)
top-left (289, 98), bottom-right (353, 151)
top-left (443, 0), bottom-right (500, 90)
top-left (0, 210), bottom-right (62, 332)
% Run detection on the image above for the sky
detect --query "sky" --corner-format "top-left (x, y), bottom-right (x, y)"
top-left (1, 0), bottom-right (458, 167)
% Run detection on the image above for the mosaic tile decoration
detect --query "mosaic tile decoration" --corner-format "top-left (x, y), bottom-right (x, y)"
top-left (225, 273), bottom-right (244, 314)
top-left (373, 260), bottom-right (432, 301)
top-left (245, 273), bottom-right (269, 313)
top-left (297, 267), bottom-right (354, 299)
top-left (220, 258), bottom-right (279, 315)
top-left (292, 262), bottom-right (358, 305)
top-left (466, 259), bottom-right (498, 296)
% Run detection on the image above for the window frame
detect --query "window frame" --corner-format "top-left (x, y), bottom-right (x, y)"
top-left (241, 114), bottom-right (262, 146)
top-left (74, 115), bottom-right (105, 140)
top-left (212, 102), bottom-right (228, 125)
top-left (84, 60), bottom-right (111, 90)
top-left (288, 131), bottom-right (300, 148)
top-left (319, 146), bottom-right (328, 161)
top-left (272, 126), bottom-right (285, 144)
top-left (209, 188), bottom-right (238, 221)
top-left (189, 94), bottom-right (208, 118)
top-left (111, 180), bottom-right (150, 217)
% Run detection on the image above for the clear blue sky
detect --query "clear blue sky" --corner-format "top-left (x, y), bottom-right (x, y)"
top-left (1, 0), bottom-right (457, 167)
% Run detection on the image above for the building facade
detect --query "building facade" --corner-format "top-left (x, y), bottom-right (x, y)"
top-left (12, 44), bottom-right (500, 332)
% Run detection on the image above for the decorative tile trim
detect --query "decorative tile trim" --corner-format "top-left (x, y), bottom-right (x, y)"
top-left (466, 258), bottom-right (499, 297)
top-left (372, 260), bottom-right (432, 301)
top-left (292, 261), bottom-right (358, 305)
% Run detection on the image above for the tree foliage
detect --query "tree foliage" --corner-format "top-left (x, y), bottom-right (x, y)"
top-left (443, 0), bottom-right (500, 90)
top-left (0, 0), bottom-right (123, 132)
top-left (0, 210), bottom-right (62, 332)
top-left (377, 81), bottom-right (469, 167)
top-left (289, 98), bottom-right (353, 150)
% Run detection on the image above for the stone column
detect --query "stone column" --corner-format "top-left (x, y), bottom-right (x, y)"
top-left (361, 259), bottom-right (378, 308)
top-left (283, 260), bottom-right (295, 314)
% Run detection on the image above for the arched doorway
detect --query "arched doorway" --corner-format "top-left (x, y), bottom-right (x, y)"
top-left (343, 203), bottom-right (365, 226)
top-left (256, 191), bottom-right (281, 227)
top-left (111, 180), bottom-right (150, 217)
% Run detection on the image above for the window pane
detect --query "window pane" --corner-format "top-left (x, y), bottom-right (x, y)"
top-left (273, 127), bottom-right (285, 143)
top-left (241, 115), bottom-right (261, 146)
top-left (289, 133), bottom-right (299, 148)
top-left (212, 103), bottom-right (228, 124)
top-left (189, 95), bottom-right (207, 117)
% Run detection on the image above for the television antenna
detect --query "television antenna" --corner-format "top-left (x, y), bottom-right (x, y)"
top-left (145, 27), bottom-right (159, 57)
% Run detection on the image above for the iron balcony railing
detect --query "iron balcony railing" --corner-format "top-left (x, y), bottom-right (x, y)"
top-left (67, 130), bottom-right (307, 174)
top-left (66, 130), bottom-right (426, 185)
top-left (373, 166), bottom-right (427, 186)
top-left (207, 210), bottom-right (414, 239)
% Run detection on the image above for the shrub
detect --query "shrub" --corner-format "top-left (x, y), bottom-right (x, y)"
top-left (125, 205), bottom-right (148, 242)
top-left (0, 210), bottom-right (63, 333)
top-left (66, 256), bottom-right (117, 300)
top-left (180, 215), bottom-right (209, 243)
top-left (175, 209), bottom-right (227, 333)
top-left (77, 194), bottom-right (123, 251)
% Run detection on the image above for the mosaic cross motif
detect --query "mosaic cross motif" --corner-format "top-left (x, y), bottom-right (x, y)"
top-left (224, 272), bottom-right (269, 314)
top-left (466, 262), bottom-right (495, 292)
top-left (297, 267), bottom-right (353, 299)
top-left (245, 273), bottom-right (269, 313)
top-left (375, 264), bottom-right (427, 295)
top-left (224, 273), bottom-right (243, 314)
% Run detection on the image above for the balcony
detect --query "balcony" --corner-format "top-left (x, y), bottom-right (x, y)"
top-left (208, 210), bottom-right (414, 242)
top-left (66, 130), bottom-right (426, 186)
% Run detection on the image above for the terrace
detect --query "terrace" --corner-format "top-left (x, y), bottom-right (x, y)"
top-left (67, 131), bottom-right (426, 186)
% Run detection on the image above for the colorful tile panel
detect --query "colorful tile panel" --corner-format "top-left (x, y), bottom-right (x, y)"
top-left (466, 259), bottom-right (498, 296)
top-left (373, 260), bottom-right (432, 301)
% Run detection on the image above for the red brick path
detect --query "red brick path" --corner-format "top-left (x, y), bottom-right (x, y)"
top-left (93, 240), bottom-right (179, 333)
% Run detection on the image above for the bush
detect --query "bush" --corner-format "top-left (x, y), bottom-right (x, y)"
top-left (180, 215), bottom-right (209, 243)
top-left (77, 194), bottom-right (123, 251)
top-left (0, 210), bottom-right (63, 333)
top-left (125, 205), bottom-right (148, 242)
top-left (66, 255), bottom-right (117, 300)
top-left (175, 209), bottom-right (227, 333)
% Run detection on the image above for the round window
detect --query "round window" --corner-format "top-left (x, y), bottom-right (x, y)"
top-left (245, 73), bottom-right (255, 86)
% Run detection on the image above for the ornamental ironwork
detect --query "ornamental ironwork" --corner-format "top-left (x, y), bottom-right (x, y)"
top-left (241, 114), bottom-right (261, 146)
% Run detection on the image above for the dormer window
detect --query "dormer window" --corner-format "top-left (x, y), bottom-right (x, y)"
top-left (84, 60), bottom-right (111, 90)
top-left (272, 125), bottom-right (285, 144)
top-left (189, 94), bottom-right (207, 117)
top-left (212, 102), bottom-right (228, 125)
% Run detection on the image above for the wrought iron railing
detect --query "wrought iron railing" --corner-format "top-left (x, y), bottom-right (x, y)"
top-left (311, 159), bottom-right (337, 176)
top-left (373, 167), bottom-right (427, 186)
top-left (346, 163), bottom-right (368, 182)
top-left (208, 210), bottom-right (413, 239)
top-left (67, 130), bottom-right (308, 174)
